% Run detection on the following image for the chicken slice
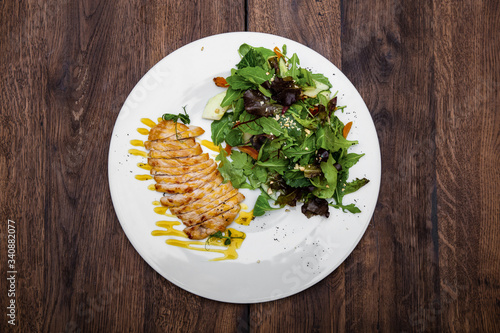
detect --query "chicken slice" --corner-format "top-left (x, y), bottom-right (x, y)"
top-left (151, 159), bottom-right (214, 176)
top-left (144, 138), bottom-right (196, 151)
top-left (160, 175), bottom-right (223, 207)
top-left (181, 193), bottom-right (245, 227)
top-left (183, 205), bottom-right (241, 240)
top-left (177, 189), bottom-right (240, 222)
top-left (148, 153), bottom-right (209, 168)
top-left (161, 126), bottom-right (205, 140)
top-left (149, 144), bottom-right (203, 159)
top-left (148, 120), bottom-right (190, 141)
top-left (154, 162), bottom-right (217, 184)
top-left (169, 181), bottom-right (234, 215)
top-left (155, 168), bottom-right (219, 194)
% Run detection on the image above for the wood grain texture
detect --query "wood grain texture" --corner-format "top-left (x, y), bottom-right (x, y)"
top-left (0, 0), bottom-right (498, 332)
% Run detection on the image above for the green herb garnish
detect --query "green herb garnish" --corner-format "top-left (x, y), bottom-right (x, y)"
top-left (162, 106), bottom-right (191, 139)
top-left (206, 230), bottom-right (244, 247)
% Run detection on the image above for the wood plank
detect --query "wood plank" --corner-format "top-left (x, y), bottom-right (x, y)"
top-left (434, 0), bottom-right (500, 331)
top-left (247, 0), bottom-right (342, 332)
top-left (341, 0), bottom-right (441, 331)
top-left (0, 1), bottom-right (47, 332)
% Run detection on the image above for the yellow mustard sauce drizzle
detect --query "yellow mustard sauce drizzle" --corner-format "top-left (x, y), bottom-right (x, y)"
top-left (235, 210), bottom-right (254, 226)
top-left (135, 175), bottom-right (153, 181)
top-left (152, 201), bottom-right (161, 206)
top-left (137, 128), bottom-right (150, 135)
top-left (165, 228), bottom-right (246, 261)
top-left (129, 149), bottom-right (147, 157)
top-left (151, 221), bottom-right (187, 238)
top-left (140, 118), bottom-right (157, 128)
top-left (157, 117), bottom-right (163, 123)
top-left (147, 184), bottom-right (156, 191)
top-left (137, 162), bottom-right (152, 171)
top-left (200, 140), bottom-right (220, 152)
top-left (153, 206), bottom-right (176, 217)
top-left (130, 140), bottom-right (144, 147)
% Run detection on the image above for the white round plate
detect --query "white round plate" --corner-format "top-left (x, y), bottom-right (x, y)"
top-left (108, 32), bottom-right (381, 303)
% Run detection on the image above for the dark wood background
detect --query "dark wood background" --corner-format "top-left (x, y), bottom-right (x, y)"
top-left (1, 0), bottom-right (498, 332)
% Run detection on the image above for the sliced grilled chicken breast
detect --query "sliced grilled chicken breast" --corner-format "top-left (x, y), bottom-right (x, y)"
top-left (151, 159), bottom-right (214, 176)
top-left (160, 175), bottom-right (224, 207)
top-left (169, 181), bottom-right (234, 215)
top-left (181, 193), bottom-right (245, 227)
top-left (155, 168), bottom-right (219, 194)
top-left (148, 120), bottom-right (190, 141)
top-left (154, 162), bottom-right (217, 184)
top-left (145, 120), bottom-right (245, 239)
top-left (183, 205), bottom-right (241, 240)
top-left (177, 188), bottom-right (240, 221)
top-left (149, 144), bottom-right (203, 159)
top-left (144, 138), bottom-right (196, 151)
top-left (148, 153), bottom-right (209, 167)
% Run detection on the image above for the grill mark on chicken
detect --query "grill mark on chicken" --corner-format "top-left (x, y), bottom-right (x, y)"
top-left (177, 189), bottom-right (241, 223)
top-left (181, 193), bottom-right (245, 227)
top-left (154, 162), bottom-right (217, 184)
top-left (148, 153), bottom-right (209, 167)
top-left (149, 144), bottom-right (203, 159)
top-left (160, 175), bottom-right (223, 207)
top-left (151, 159), bottom-right (214, 176)
top-left (169, 181), bottom-right (234, 215)
top-left (144, 137), bottom-right (196, 151)
top-left (146, 120), bottom-right (245, 239)
top-left (183, 205), bottom-right (241, 240)
top-left (154, 168), bottom-right (219, 194)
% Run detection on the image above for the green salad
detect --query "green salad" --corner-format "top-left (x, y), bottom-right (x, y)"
top-left (203, 44), bottom-right (369, 218)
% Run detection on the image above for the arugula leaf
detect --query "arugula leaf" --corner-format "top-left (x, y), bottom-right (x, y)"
top-left (216, 146), bottom-right (249, 188)
top-left (225, 128), bottom-right (243, 146)
top-left (237, 111), bottom-right (262, 135)
top-left (316, 155), bottom-right (338, 198)
top-left (311, 73), bottom-right (332, 88)
top-left (236, 67), bottom-right (273, 85)
top-left (295, 68), bottom-right (314, 87)
top-left (256, 158), bottom-right (289, 175)
top-left (283, 147), bottom-right (314, 162)
top-left (291, 113), bottom-right (319, 130)
top-left (257, 117), bottom-right (286, 136)
top-left (286, 53), bottom-right (300, 78)
top-left (237, 48), bottom-right (265, 69)
top-left (316, 126), bottom-right (336, 151)
top-left (238, 44), bottom-right (252, 57)
top-left (332, 134), bottom-right (358, 151)
top-left (221, 87), bottom-right (242, 107)
top-left (211, 112), bottom-right (232, 145)
top-left (283, 170), bottom-right (312, 188)
top-left (230, 151), bottom-right (253, 170)
top-left (247, 165), bottom-right (267, 189)
top-left (343, 178), bottom-right (370, 195)
top-left (226, 74), bottom-right (255, 90)
top-left (253, 193), bottom-right (279, 216)
top-left (329, 203), bottom-right (361, 213)
top-left (339, 152), bottom-right (365, 169)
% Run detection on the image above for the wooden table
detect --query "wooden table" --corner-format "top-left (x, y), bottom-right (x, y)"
top-left (1, 1), bottom-right (498, 332)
